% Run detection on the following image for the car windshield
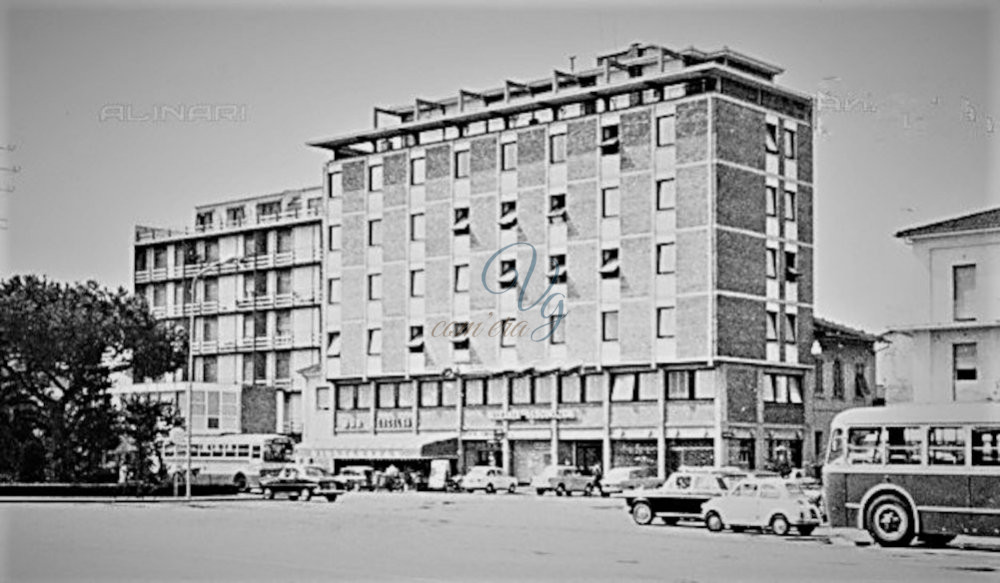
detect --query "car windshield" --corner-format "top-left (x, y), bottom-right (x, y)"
top-left (306, 467), bottom-right (330, 477)
top-left (784, 482), bottom-right (804, 495)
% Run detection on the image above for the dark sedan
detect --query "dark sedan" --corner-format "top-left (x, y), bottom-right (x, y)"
top-left (260, 465), bottom-right (344, 502)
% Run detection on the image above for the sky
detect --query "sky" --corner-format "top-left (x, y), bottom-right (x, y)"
top-left (2, 0), bottom-right (998, 335)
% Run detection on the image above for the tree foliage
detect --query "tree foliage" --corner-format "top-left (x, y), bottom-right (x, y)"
top-left (118, 394), bottom-right (182, 485)
top-left (0, 275), bottom-right (186, 483)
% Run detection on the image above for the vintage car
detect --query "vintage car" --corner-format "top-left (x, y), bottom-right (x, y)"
top-left (702, 476), bottom-right (823, 536)
top-left (599, 466), bottom-right (663, 496)
top-left (620, 467), bottom-right (748, 525)
top-left (260, 465), bottom-right (344, 502)
top-left (331, 465), bottom-right (375, 491)
top-left (532, 465), bottom-right (601, 496)
top-left (458, 466), bottom-right (518, 494)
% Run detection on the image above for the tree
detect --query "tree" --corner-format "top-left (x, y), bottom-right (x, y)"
top-left (118, 394), bottom-right (182, 485)
top-left (0, 276), bottom-right (186, 482)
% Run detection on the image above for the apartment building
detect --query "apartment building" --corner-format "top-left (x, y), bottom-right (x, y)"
top-left (884, 208), bottom-right (1000, 403)
top-left (299, 43), bottom-right (816, 481)
top-left (128, 186), bottom-right (325, 436)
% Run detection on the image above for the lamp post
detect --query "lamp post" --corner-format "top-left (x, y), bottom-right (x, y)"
top-left (185, 256), bottom-right (239, 499)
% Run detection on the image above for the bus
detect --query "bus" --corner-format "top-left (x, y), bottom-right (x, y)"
top-left (161, 433), bottom-right (295, 491)
top-left (822, 403), bottom-right (1000, 547)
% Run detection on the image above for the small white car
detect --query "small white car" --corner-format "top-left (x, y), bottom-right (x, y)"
top-left (701, 476), bottom-right (822, 536)
top-left (459, 466), bottom-right (517, 494)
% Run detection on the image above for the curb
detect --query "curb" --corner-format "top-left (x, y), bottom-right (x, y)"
top-left (0, 495), bottom-right (263, 504)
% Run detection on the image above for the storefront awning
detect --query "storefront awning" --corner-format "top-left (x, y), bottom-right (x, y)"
top-left (305, 433), bottom-right (458, 461)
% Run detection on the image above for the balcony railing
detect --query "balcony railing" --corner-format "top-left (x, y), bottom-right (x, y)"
top-left (134, 206), bottom-right (322, 243)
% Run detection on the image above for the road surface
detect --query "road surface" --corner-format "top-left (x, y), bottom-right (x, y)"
top-left (2, 492), bottom-right (999, 582)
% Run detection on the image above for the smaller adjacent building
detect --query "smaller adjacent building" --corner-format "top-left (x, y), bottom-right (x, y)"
top-left (885, 207), bottom-right (1000, 403)
top-left (806, 317), bottom-right (878, 471)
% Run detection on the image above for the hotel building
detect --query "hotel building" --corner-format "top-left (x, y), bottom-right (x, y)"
top-left (126, 187), bottom-right (325, 437)
top-left (299, 43), bottom-right (817, 481)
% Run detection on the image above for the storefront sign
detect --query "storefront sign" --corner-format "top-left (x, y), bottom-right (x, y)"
top-left (488, 409), bottom-right (577, 422)
top-left (377, 415), bottom-right (414, 430)
top-left (336, 413), bottom-right (415, 432)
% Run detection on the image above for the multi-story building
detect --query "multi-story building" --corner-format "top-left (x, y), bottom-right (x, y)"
top-left (299, 43), bottom-right (816, 481)
top-left (127, 186), bottom-right (325, 436)
top-left (806, 317), bottom-right (878, 473)
top-left (883, 207), bottom-right (1000, 403)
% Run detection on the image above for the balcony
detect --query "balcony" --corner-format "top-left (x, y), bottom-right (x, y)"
top-left (134, 206), bottom-right (323, 243)
top-left (236, 295), bottom-right (275, 310)
top-left (282, 421), bottom-right (303, 434)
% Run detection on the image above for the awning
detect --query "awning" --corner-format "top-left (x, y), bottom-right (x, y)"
top-left (312, 433), bottom-right (458, 461)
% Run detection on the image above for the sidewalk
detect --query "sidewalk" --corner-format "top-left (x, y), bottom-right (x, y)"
top-left (0, 494), bottom-right (262, 504)
top-left (825, 527), bottom-right (1000, 552)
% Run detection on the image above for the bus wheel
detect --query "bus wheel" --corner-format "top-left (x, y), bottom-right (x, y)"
top-left (919, 534), bottom-right (956, 547)
top-left (866, 494), bottom-right (915, 547)
top-left (233, 474), bottom-right (247, 492)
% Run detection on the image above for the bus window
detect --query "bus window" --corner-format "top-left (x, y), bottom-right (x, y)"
top-left (928, 427), bottom-right (966, 466)
top-left (886, 426), bottom-right (922, 465)
top-left (826, 428), bottom-right (845, 465)
top-left (263, 439), bottom-right (293, 463)
top-left (237, 444), bottom-right (250, 458)
top-left (251, 446), bottom-right (262, 459)
top-left (847, 427), bottom-right (883, 465)
top-left (972, 428), bottom-right (1000, 466)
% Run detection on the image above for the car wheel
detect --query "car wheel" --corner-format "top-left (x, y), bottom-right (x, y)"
top-left (705, 511), bottom-right (724, 533)
top-left (485, 483), bottom-right (495, 494)
top-left (233, 473), bottom-right (247, 492)
top-left (798, 525), bottom-right (816, 536)
top-left (919, 534), bottom-right (956, 547)
top-left (262, 487), bottom-right (274, 500)
top-left (584, 484), bottom-right (594, 497)
top-left (770, 514), bottom-right (790, 536)
top-left (299, 488), bottom-right (312, 502)
top-left (632, 502), bottom-right (654, 526)
top-left (866, 494), bottom-right (915, 547)
top-left (555, 484), bottom-right (567, 497)
top-left (324, 495), bottom-right (338, 503)
top-left (507, 483), bottom-right (517, 494)
top-left (536, 488), bottom-right (546, 496)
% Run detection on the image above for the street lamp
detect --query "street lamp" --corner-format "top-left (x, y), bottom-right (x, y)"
top-left (185, 256), bottom-right (239, 499)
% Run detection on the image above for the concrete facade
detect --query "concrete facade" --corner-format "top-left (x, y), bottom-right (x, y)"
top-left (301, 43), bottom-right (817, 480)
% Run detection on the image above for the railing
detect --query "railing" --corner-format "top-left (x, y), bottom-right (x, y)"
top-left (134, 206), bottom-right (322, 243)
top-left (282, 421), bottom-right (303, 434)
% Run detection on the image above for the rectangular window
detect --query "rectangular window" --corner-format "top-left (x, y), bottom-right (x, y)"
top-left (153, 284), bottom-right (167, 307)
top-left (409, 326), bottom-right (424, 353)
top-left (455, 150), bottom-right (470, 178)
top-left (316, 387), bottom-right (331, 411)
top-left (602, 310), bottom-right (619, 342)
top-left (453, 208), bottom-right (470, 236)
top-left (549, 193), bottom-right (567, 219)
top-left (766, 185), bottom-right (777, 217)
top-left (511, 376), bottom-right (531, 404)
top-left (657, 307), bottom-right (676, 338)
top-left (368, 164), bottom-right (383, 191)
top-left (153, 247), bottom-right (167, 269)
top-left (328, 225), bottom-right (342, 251)
top-left (667, 370), bottom-right (696, 400)
top-left (549, 254), bottom-right (566, 284)
top-left (656, 243), bottom-right (676, 274)
top-left (766, 122), bottom-right (779, 154)
top-left (611, 373), bottom-right (637, 402)
top-left (499, 260), bottom-right (516, 290)
top-left (600, 124), bottom-right (619, 155)
top-left (253, 352), bottom-right (267, 381)
top-left (410, 269), bottom-right (425, 297)
top-left (549, 315), bottom-right (566, 345)
top-left (328, 171), bottom-right (342, 198)
top-left (766, 311), bottom-right (778, 341)
top-left (368, 219), bottom-right (382, 246)
top-left (201, 356), bottom-right (218, 383)
top-left (276, 269), bottom-right (292, 295)
top-left (276, 228), bottom-right (292, 253)
top-left (602, 187), bottom-right (620, 217)
top-left (847, 427), bottom-right (883, 465)
top-left (336, 385), bottom-right (356, 411)
top-left (559, 375), bottom-right (582, 403)
top-left (972, 428), bottom-right (1000, 466)
top-left (854, 363), bottom-right (869, 398)
top-left (500, 318), bottom-right (516, 348)
top-left (784, 190), bottom-right (796, 221)
top-left (886, 426), bottom-right (922, 465)
top-left (500, 201), bottom-right (517, 230)
top-left (327, 332), bottom-right (342, 356)
top-left (203, 278), bottom-right (218, 303)
top-left (275, 310), bottom-right (291, 337)
top-left (487, 378), bottom-right (505, 405)
top-left (600, 248), bottom-right (620, 279)
top-left (328, 278), bottom-right (341, 304)
top-left (420, 381), bottom-right (441, 408)
top-left (135, 249), bottom-right (148, 272)
top-left (953, 264), bottom-right (977, 321)
top-left (833, 359), bottom-right (845, 399)
top-left (928, 427), bottom-right (965, 466)
top-left (410, 157), bottom-right (426, 185)
top-left (257, 201), bottom-right (281, 218)
top-left (201, 317), bottom-right (218, 342)
top-left (377, 383), bottom-right (398, 409)
top-left (766, 248), bottom-right (778, 279)
top-left (411, 213), bottom-right (426, 241)
top-left (227, 206), bottom-right (246, 226)
top-left (656, 179), bottom-right (676, 210)
top-left (814, 361), bottom-right (825, 396)
top-left (454, 264), bottom-right (470, 292)
top-left (954, 343), bottom-right (978, 381)
top-left (501, 141), bottom-right (517, 171)
top-left (785, 251), bottom-right (799, 281)
top-left (275, 351), bottom-right (291, 380)
top-left (550, 133), bottom-right (567, 163)
top-left (656, 115), bottom-right (676, 146)
top-left (784, 314), bottom-right (797, 344)
top-left (783, 128), bottom-right (796, 159)
top-left (583, 374), bottom-right (604, 403)
top-left (368, 274), bottom-right (382, 301)
top-left (464, 379), bottom-right (485, 406)
top-left (367, 328), bottom-right (382, 355)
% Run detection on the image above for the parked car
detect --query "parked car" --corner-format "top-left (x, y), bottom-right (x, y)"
top-left (532, 465), bottom-right (600, 496)
top-left (599, 466), bottom-right (663, 496)
top-left (620, 467), bottom-right (748, 526)
top-left (702, 476), bottom-right (822, 536)
top-left (458, 466), bottom-right (518, 494)
top-left (260, 465), bottom-right (344, 502)
top-left (331, 465), bottom-right (375, 491)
